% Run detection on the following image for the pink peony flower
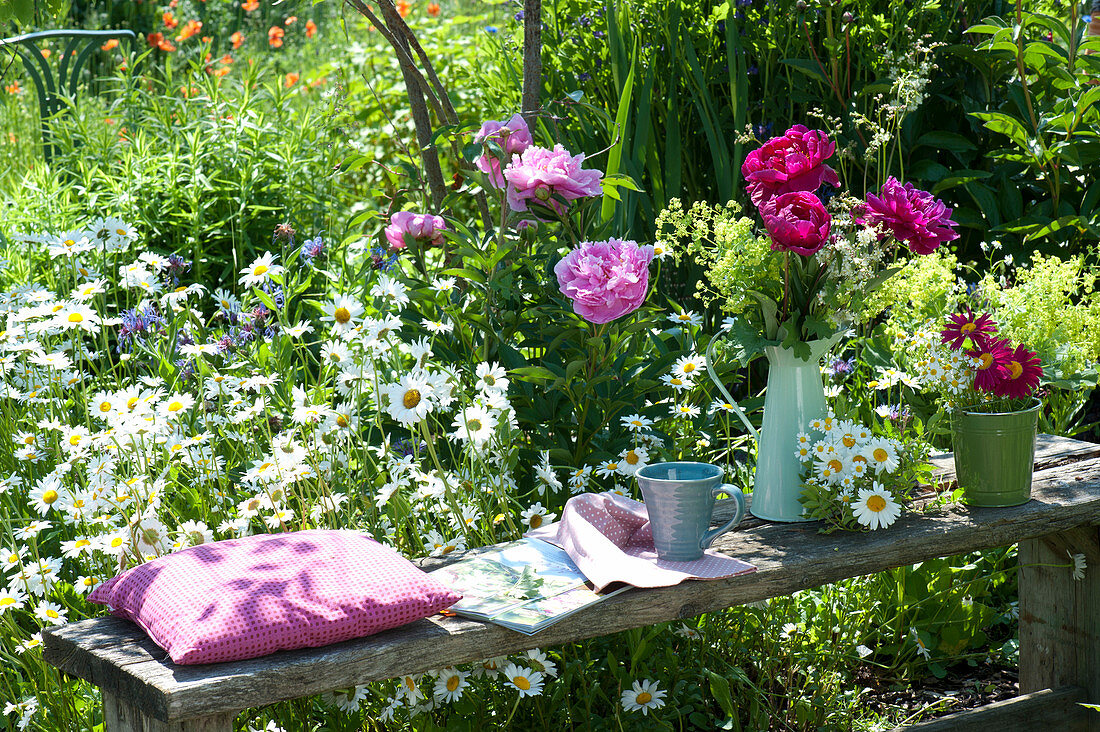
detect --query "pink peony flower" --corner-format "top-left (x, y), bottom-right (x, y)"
top-left (761, 191), bottom-right (832, 256)
top-left (503, 144), bottom-right (604, 215)
top-left (384, 211), bottom-right (447, 251)
top-left (992, 344), bottom-right (1043, 399)
top-left (860, 177), bottom-right (959, 255)
top-left (474, 113), bottom-right (534, 188)
top-left (554, 238), bottom-right (654, 324)
top-left (741, 125), bottom-right (841, 209)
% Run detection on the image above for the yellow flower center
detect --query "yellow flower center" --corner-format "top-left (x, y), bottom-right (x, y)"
top-left (873, 448), bottom-right (889, 462)
top-left (46, 608), bottom-right (59, 618)
top-left (447, 676), bottom-right (460, 692)
top-left (75, 539), bottom-right (90, 548)
top-left (828, 459), bottom-right (843, 473)
top-left (99, 401), bottom-right (112, 412)
top-left (252, 264), bottom-right (269, 276)
top-left (42, 490), bottom-right (58, 504)
top-left (530, 514), bottom-right (543, 529)
top-left (7, 553), bottom-right (18, 563)
top-left (1007, 361), bottom-right (1023, 380)
top-left (637, 692), bottom-right (652, 705)
top-left (403, 389), bottom-right (421, 409)
top-left (168, 401), bottom-right (184, 412)
top-left (0, 597), bottom-right (14, 607)
top-left (23, 435), bottom-right (33, 445)
top-left (336, 415), bottom-right (349, 428)
top-left (513, 676), bottom-right (531, 691)
top-left (68, 312), bottom-right (83, 323)
top-left (110, 537), bottom-right (124, 548)
top-left (468, 418), bottom-right (483, 432)
top-left (127, 397), bottom-right (139, 410)
top-left (961, 322), bottom-right (976, 334)
top-left (683, 363), bottom-right (695, 373)
top-left (670, 377), bottom-right (683, 386)
top-left (678, 314), bottom-right (690, 321)
top-left (69, 435), bottom-right (81, 446)
top-left (978, 353), bottom-right (994, 370)
top-left (867, 495), bottom-right (887, 512)
top-left (116, 228), bottom-right (128, 235)
top-left (842, 435), bottom-right (856, 448)
top-left (625, 451), bottom-right (640, 465)
top-left (334, 307), bottom-right (351, 324)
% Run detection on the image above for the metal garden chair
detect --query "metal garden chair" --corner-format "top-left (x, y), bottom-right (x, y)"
top-left (0, 29), bottom-right (136, 162)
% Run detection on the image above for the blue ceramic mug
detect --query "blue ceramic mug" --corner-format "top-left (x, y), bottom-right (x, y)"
top-left (636, 462), bottom-right (746, 562)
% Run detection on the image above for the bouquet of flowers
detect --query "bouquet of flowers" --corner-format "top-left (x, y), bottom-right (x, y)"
top-left (904, 308), bottom-right (1044, 414)
top-left (668, 124), bottom-right (960, 362)
top-left (797, 414), bottom-right (932, 532)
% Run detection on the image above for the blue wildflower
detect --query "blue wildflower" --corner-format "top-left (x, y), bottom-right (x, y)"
top-left (485, 25), bottom-right (498, 33)
top-left (300, 236), bottom-right (324, 266)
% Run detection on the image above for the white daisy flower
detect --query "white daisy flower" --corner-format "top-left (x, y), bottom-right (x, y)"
top-left (867, 438), bottom-right (900, 474)
top-left (432, 668), bottom-right (468, 703)
top-left (852, 484), bottom-right (901, 530)
top-left (238, 252), bottom-right (282, 288)
top-left (670, 354), bottom-right (706, 378)
top-left (660, 373), bottom-right (694, 392)
top-left (475, 362), bottom-right (509, 394)
top-left (616, 446), bottom-right (649, 476)
top-left (501, 663), bottom-right (544, 697)
top-left (321, 295), bottom-right (364, 333)
top-left (383, 373), bottom-right (436, 425)
top-left (667, 311), bottom-right (702, 328)
top-left (620, 679), bottom-right (666, 715)
top-left (621, 413), bottom-right (653, 431)
top-left (450, 405), bottom-right (497, 448)
top-left (520, 502), bottom-right (556, 531)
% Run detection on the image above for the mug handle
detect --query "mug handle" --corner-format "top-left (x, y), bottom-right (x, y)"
top-left (700, 484), bottom-right (746, 552)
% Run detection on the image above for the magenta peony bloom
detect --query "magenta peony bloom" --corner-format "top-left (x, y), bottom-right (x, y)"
top-left (554, 238), bottom-right (654, 324)
top-left (941, 308), bottom-right (998, 351)
top-left (761, 191), bottom-right (832, 256)
top-left (741, 125), bottom-right (841, 209)
top-left (474, 113), bottom-right (534, 188)
top-left (384, 211), bottom-right (447, 251)
top-left (860, 177), bottom-right (959, 255)
top-left (993, 344), bottom-right (1043, 399)
top-left (503, 144), bottom-right (604, 216)
top-left (969, 337), bottom-right (1012, 393)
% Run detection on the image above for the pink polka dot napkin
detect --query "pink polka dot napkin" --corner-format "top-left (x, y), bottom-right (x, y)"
top-left (526, 493), bottom-right (756, 592)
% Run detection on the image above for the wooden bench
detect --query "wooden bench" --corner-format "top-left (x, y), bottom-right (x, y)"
top-left (43, 434), bottom-right (1100, 731)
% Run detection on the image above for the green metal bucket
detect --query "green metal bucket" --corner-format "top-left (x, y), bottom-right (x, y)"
top-left (951, 399), bottom-right (1041, 507)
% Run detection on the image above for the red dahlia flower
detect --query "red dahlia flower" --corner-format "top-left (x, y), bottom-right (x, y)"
top-left (969, 338), bottom-right (1012, 393)
top-left (860, 177), bottom-right (959, 255)
top-left (992, 344), bottom-right (1043, 399)
top-left (941, 308), bottom-right (998, 351)
top-left (741, 125), bottom-right (841, 210)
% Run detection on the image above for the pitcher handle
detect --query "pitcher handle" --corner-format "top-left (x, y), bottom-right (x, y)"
top-left (705, 333), bottom-right (760, 440)
top-left (701, 484), bottom-right (745, 551)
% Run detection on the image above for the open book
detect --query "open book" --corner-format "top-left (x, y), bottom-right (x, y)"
top-left (429, 538), bottom-right (629, 635)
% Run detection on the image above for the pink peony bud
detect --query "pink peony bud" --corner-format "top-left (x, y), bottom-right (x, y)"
top-left (761, 191), bottom-right (832, 256)
top-left (384, 211), bottom-right (447, 251)
top-left (859, 177), bottom-right (959, 255)
top-left (474, 113), bottom-right (534, 188)
top-left (554, 238), bottom-right (654, 324)
top-left (503, 144), bottom-right (604, 216)
top-left (741, 125), bottom-right (841, 209)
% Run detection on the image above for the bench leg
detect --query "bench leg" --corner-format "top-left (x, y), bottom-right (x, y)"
top-left (1019, 526), bottom-right (1100, 731)
top-left (104, 692), bottom-right (236, 732)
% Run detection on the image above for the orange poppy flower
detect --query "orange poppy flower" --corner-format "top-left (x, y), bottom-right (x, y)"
top-left (242, 0), bottom-right (259, 10)
top-left (5, 82), bottom-right (20, 94)
top-left (162, 12), bottom-right (178, 29)
top-left (213, 66), bottom-right (230, 78)
top-left (101, 38), bottom-right (119, 51)
top-left (309, 76), bottom-right (326, 88)
top-left (305, 20), bottom-right (318, 38)
top-left (427, 2), bottom-right (440, 16)
top-left (220, 54), bottom-right (234, 64)
top-left (285, 15), bottom-right (297, 24)
top-left (268, 26), bottom-right (284, 47)
top-left (230, 31), bottom-right (244, 49)
top-left (284, 72), bottom-right (299, 88)
top-left (40, 48), bottom-right (52, 59)
top-left (396, 0), bottom-right (411, 18)
top-left (177, 19), bottom-right (203, 41)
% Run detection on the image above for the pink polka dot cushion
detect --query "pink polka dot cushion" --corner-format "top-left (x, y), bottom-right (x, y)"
top-left (88, 530), bottom-right (461, 665)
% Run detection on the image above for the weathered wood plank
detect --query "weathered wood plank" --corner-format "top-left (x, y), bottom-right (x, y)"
top-left (104, 692), bottom-right (234, 731)
top-left (1019, 526), bottom-right (1100, 732)
top-left (894, 685), bottom-right (1088, 732)
top-left (42, 445), bottom-right (1100, 722)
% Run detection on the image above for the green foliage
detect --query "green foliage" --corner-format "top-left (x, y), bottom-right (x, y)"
top-left (861, 250), bottom-right (963, 332)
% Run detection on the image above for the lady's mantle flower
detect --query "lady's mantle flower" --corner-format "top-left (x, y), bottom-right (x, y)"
top-left (384, 212), bottom-right (447, 251)
top-left (620, 679), bottom-right (667, 715)
top-left (762, 191), bottom-right (831, 256)
top-left (860, 177), bottom-right (959, 255)
top-left (474, 113), bottom-right (533, 187)
top-left (554, 239), bottom-right (654, 324)
top-left (852, 484), bottom-right (901, 529)
top-left (741, 125), bottom-right (840, 209)
top-left (503, 144), bottom-right (603, 215)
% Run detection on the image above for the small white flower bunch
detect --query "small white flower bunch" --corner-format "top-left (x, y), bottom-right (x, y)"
top-left (797, 413), bottom-right (930, 533)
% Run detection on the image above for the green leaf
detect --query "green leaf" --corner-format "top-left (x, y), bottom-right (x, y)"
top-left (601, 43), bottom-right (637, 222)
top-left (707, 671), bottom-right (737, 720)
top-left (780, 57), bottom-right (827, 83)
top-left (915, 132), bottom-right (977, 153)
top-left (748, 290), bottom-right (779, 340)
top-left (932, 170), bottom-right (992, 195)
